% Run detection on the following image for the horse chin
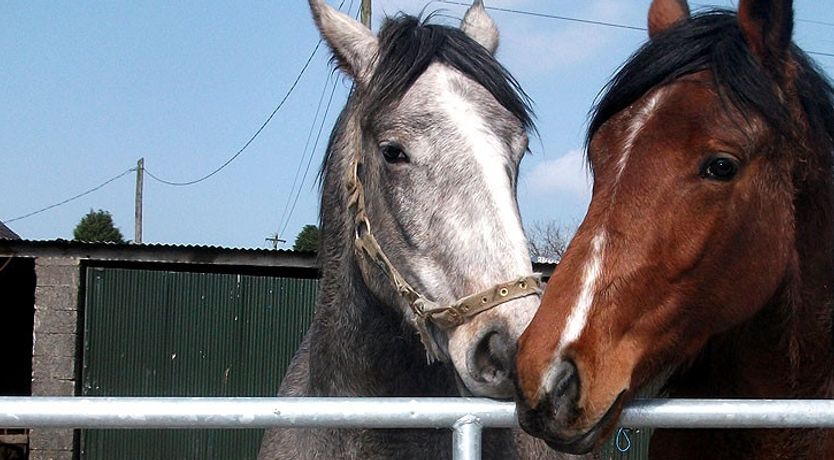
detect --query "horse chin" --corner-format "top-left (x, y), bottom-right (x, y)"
top-left (519, 392), bottom-right (625, 455)
top-left (453, 372), bottom-right (474, 397)
top-left (540, 409), bottom-right (616, 455)
top-left (451, 364), bottom-right (514, 399)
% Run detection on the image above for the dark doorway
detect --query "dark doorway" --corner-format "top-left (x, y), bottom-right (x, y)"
top-left (0, 257), bottom-right (35, 395)
top-left (0, 256), bottom-right (35, 459)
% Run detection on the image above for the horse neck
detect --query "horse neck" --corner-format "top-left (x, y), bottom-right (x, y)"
top-left (782, 156), bottom-right (834, 392)
top-left (306, 106), bottom-right (457, 397)
top-left (672, 160), bottom-right (834, 400)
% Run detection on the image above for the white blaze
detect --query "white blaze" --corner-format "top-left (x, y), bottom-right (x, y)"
top-left (537, 87), bottom-right (667, 397)
top-left (436, 67), bottom-right (529, 274)
top-left (554, 87), bottom-right (665, 352)
top-left (558, 229), bottom-right (607, 349)
top-left (537, 228), bottom-right (608, 399)
top-left (432, 65), bottom-right (538, 392)
top-left (616, 88), bottom-right (667, 183)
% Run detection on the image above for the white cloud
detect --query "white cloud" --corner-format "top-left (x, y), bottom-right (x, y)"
top-left (369, 0), bottom-right (640, 74)
top-left (368, 0), bottom-right (635, 75)
top-left (499, 0), bottom-right (633, 74)
top-left (526, 148), bottom-right (593, 198)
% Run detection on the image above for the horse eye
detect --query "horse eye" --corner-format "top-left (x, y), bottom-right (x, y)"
top-left (380, 143), bottom-right (409, 164)
top-left (700, 155), bottom-right (740, 181)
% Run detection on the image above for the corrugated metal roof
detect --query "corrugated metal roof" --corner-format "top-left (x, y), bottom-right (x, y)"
top-left (0, 239), bottom-right (556, 276)
top-left (0, 221), bottom-right (20, 240)
top-left (3, 238), bottom-right (313, 254)
top-left (0, 239), bottom-right (318, 269)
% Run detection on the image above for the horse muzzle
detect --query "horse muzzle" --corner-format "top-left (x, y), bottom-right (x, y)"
top-left (459, 325), bottom-right (517, 398)
top-left (515, 359), bottom-right (625, 454)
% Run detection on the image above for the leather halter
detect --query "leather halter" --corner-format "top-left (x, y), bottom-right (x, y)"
top-left (345, 123), bottom-right (542, 363)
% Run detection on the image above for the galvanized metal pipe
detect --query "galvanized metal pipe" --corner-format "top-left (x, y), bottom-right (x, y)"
top-left (452, 415), bottom-right (482, 460)
top-left (620, 399), bottom-right (834, 429)
top-left (2, 397), bottom-right (834, 430)
top-left (0, 397), bottom-right (516, 429)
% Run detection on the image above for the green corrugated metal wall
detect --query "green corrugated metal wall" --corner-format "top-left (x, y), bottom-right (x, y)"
top-left (595, 380), bottom-right (664, 459)
top-left (79, 265), bottom-right (654, 460)
top-left (80, 266), bottom-right (318, 460)
top-left (598, 429), bottom-right (652, 460)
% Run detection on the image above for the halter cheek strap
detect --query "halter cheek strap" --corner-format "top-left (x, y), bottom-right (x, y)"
top-left (346, 126), bottom-right (542, 363)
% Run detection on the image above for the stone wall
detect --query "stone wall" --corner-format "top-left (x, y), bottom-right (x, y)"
top-left (29, 257), bottom-right (81, 460)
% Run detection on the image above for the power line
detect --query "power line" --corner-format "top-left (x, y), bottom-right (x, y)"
top-left (3, 5), bottom-right (337, 226)
top-left (434, 0), bottom-right (834, 59)
top-left (4, 168), bottom-right (136, 224)
top-left (143, 39), bottom-right (324, 187)
top-left (279, 61), bottom-right (341, 240)
top-left (691, 3), bottom-right (834, 28)
top-left (143, 0), bottom-right (352, 189)
top-left (274, 0), bottom-right (356, 242)
top-left (797, 18), bottom-right (834, 28)
top-left (810, 50), bottom-right (834, 59)
top-left (433, 0), bottom-right (645, 31)
top-left (275, 70), bottom-right (334, 238)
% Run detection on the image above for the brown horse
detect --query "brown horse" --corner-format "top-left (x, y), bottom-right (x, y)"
top-left (514, 0), bottom-right (834, 458)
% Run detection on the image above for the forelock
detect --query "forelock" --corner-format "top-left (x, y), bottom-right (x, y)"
top-left (362, 14), bottom-right (534, 132)
top-left (586, 10), bottom-right (833, 150)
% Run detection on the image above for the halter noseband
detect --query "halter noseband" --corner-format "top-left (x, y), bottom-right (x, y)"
top-left (345, 122), bottom-right (542, 363)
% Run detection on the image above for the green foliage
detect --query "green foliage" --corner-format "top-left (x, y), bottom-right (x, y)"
top-left (73, 209), bottom-right (125, 243)
top-left (292, 224), bottom-right (320, 252)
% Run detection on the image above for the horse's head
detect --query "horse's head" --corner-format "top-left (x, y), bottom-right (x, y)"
top-left (309, 0), bottom-right (537, 398)
top-left (515, 0), bottom-right (834, 453)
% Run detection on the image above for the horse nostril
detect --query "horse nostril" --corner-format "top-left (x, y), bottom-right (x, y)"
top-left (471, 329), bottom-right (515, 385)
top-left (541, 360), bottom-right (580, 422)
top-left (546, 360), bottom-right (578, 399)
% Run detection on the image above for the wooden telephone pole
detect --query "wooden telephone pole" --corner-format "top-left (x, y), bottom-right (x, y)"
top-left (360, 0), bottom-right (371, 28)
top-left (135, 158), bottom-right (144, 244)
top-left (266, 233), bottom-right (286, 250)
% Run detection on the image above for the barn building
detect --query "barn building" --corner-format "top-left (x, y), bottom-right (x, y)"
top-left (0, 239), bottom-right (566, 460)
top-left (0, 240), bottom-right (318, 460)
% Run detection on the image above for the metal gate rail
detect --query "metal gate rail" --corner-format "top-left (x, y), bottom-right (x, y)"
top-left (3, 397), bottom-right (834, 460)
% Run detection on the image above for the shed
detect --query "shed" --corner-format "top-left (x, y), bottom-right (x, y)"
top-left (0, 240), bottom-right (318, 460)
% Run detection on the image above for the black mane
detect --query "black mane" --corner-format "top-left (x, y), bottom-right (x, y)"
top-left (588, 10), bottom-right (834, 153)
top-left (365, 14), bottom-right (534, 130)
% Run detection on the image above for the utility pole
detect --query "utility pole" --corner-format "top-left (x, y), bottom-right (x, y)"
top-left (135, 158), bottom-right (144, 244)
top-left (266, 233), bottom-right (286, 250)
top-left (360, 0), bottom-right (371, 28)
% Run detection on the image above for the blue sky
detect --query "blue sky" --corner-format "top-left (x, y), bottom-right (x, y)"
top-left (3, 1), bottom-right (833, 248)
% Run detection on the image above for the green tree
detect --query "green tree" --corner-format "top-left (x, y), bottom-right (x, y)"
top-left (73, 209), bottom-right (125, 243)
top-left (293, 224), bottom-right (320, 252)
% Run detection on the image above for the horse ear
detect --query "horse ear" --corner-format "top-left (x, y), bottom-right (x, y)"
top-left (737, 0), bottom-right (794, 69)
top-left (308, 0), bottom-right (379, 83)
top-left (461, 0), bottom-right (499, 55)
top-left (648, 0), bottom-right (690, 38)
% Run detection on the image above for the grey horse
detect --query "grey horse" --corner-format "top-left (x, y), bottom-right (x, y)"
top-left (259, 1), bottom-right (581, 458)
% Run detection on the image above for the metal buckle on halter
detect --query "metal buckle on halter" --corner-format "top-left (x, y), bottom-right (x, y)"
top-left (354, 216), bottom-right (370, 240)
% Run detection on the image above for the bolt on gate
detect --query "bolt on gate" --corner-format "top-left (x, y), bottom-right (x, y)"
top-left (3, 397), bottom-right (834, 460)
